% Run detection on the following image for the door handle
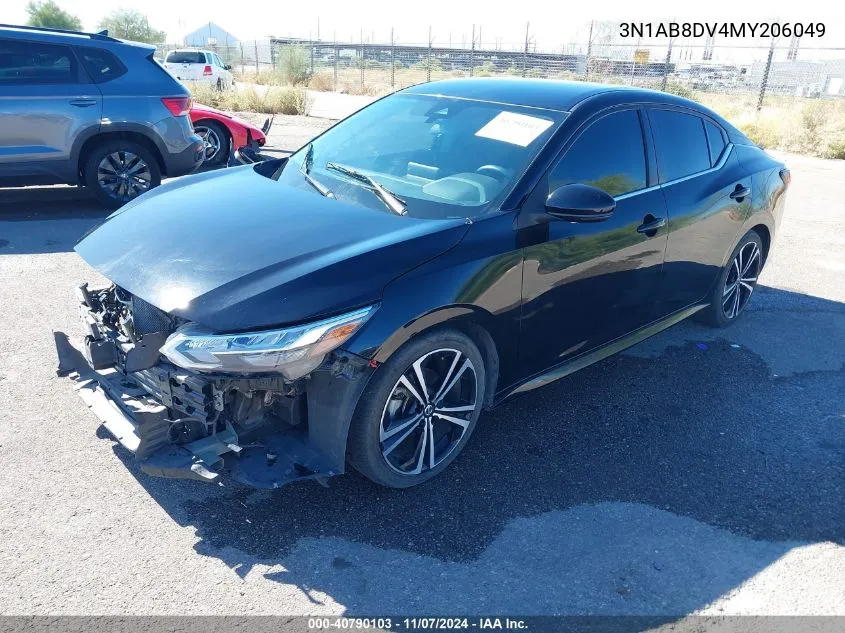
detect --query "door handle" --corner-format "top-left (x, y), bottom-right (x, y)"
top-left (730, 185), bottom-right (750, 201)
top-left (636, 215), bottom-right (666, 236)
top-left (69, 99), bottom-right (97, 107)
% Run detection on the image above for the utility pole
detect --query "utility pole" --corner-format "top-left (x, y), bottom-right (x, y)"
top-left (585, 20), bottom-right (593, 79)
top-left (522, 22), bottom-right (529, 77)
top-left (757, 36), bottom-right (776, 111)
top-left (470, 24), bottom-right (475, 76)
top-left (427, 26), bottom-right (433, 82)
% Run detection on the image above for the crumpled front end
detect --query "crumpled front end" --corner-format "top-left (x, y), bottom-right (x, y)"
top-left (56, 283), bottom-right (374, 488)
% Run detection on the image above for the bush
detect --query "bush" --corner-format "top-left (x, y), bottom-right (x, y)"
top-left (663, 81), bottom-right (696, 99)
top-left (187, 83), bottom-right (310, 115)
top-left (308, 71), bottom-right (334, 92)
top-left (276, 45), bottom-right (310, 85)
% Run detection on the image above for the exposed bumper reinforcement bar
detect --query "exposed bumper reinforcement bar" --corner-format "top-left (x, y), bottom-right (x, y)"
top-left (54, 331), bottom-right (338, 488)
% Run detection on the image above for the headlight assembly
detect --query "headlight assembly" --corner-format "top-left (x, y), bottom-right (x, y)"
top-left (159, 305), bottom-right (375, 380)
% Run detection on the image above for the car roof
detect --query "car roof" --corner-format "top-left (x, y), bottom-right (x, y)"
top-left (401, 77), bottom-right (750, 144)
top-left (0, 24), bottom-right (155, 52)
top-left (403, 78), bottom-right (637, 112)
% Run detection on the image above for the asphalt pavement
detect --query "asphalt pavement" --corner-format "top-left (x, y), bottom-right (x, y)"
top-left (0, 128), bottom-right (842, 617)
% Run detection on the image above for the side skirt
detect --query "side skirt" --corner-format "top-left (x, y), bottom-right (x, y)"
top-left (495, 303), bottom-right (707, 403)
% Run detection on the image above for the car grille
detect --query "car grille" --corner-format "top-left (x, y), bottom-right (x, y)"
top-left (130, 295), bottom-right (172, 335)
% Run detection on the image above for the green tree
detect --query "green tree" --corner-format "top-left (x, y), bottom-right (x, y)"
top-left (25, 0), bottom-right (82, 30)
top-left (97, 9), bottom-right (165, 44)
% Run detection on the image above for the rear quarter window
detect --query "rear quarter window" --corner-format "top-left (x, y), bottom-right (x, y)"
top-left (0, 39), bottom-right (77, 84)
top-left (77, 47), bottom-right (127, 83)
top-left (166, 51), bottom-right (207, 64)
top-left (649, 109), bottom-right (711, 182)
top-left (705, 120), bottom-right (727, 166)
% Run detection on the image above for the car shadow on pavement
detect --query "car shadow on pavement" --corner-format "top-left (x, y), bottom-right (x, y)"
top-left (106, 286), bottom-right (845, 615)
top-left (0, 186), bottom-right (109, 254)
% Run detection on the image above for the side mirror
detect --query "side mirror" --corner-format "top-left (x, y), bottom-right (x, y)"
top-left (224, 64), bottom-right (233, 70)
top-left (545, 183), bottom-right (616, 222)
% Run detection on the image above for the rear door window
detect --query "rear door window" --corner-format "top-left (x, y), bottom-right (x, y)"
top-left (649, 109), bottom-right (711, 182)
top-left (0, 39), bottom-right (77, 84)
top-left (549, 109), bottom-right (647, 197)
top-left (704, 120), bottom-right (727, 166)
top-left (78, 47), bottom-right (126, 83)
top-left (166, 51), bottom-right (206, 64)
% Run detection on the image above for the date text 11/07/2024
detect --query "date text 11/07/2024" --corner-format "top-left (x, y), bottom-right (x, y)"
top-left (307, 617), bottom-right (529, 630)
top-left (619, 22), bottom-right (825, 38)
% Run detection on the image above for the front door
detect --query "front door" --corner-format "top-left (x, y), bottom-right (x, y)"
top-left (518, 108), bottom-right (668, 378)
top-left (0, 38), bottom-right (102, 184)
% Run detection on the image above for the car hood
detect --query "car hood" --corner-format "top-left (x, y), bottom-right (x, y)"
top-left (76, 165), bottom-right (469, 331)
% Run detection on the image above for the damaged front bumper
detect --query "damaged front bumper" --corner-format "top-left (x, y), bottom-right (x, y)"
top-left (55, 285), bottom-right (374, 489)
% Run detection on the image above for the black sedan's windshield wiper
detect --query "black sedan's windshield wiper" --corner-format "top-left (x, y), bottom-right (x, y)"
top-left (300, 143), bottom-right (335, 199)
top-left (325, 162), bottom-right (406, 216)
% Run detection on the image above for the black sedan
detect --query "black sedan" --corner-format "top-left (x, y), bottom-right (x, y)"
top-left (64, 78), bottom-right (789, 489)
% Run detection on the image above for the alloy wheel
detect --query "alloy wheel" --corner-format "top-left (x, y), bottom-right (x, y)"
top-left (722, 241), bottom-right (761, 319)
top-left (97, 151), bottom-right (152, 201)
top-left (195, 126), bottom-right (222, 162)
top-left (379, 348), bottom-right (478, 476)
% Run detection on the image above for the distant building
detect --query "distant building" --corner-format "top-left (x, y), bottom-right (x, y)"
top-left (183, 23), bottom-right (238, 48)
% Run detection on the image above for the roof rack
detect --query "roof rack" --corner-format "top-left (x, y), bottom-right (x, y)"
top-left (0, 23), bottom-right (119, 42)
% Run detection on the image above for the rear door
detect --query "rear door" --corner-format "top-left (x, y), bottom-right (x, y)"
top-left (518, 107), bottom-right (669, 377)
top-left (648, 107), bottom-right (750, 312)
top-left (0, 38), bottom-right (102, 184)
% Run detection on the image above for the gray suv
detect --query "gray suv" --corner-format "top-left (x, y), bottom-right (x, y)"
top-left (0, 25), bottom-right (204, 207)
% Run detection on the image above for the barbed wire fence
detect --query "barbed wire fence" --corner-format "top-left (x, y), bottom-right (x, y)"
top-left (155, 24), bottom-right (845, 109)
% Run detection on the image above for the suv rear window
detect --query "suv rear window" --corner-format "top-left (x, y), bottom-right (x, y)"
top-left (78, 47), bottom-right (126, 83)
top-left (166, 51), bottom-right (207, 64)
top-left (0, 40), bottom-right (77, 84)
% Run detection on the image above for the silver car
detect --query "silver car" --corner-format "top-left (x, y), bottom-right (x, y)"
top-left (0, 24), bottom-right (204, 207)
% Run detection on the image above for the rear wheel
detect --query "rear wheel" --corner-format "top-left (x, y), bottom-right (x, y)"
top-left (698, 230), bottom-right (763, 327)
top-left (348, 329), bottom-right (486, 488)
top-left (83, 140), bottom-right (161, 208)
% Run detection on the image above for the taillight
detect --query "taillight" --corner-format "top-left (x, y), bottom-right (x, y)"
top-left (779, 168), bottom-right (791, 187)
top-left (161, 96), bottom-right (192, 117)
top-left (203, 65), bottom-right (213, 76)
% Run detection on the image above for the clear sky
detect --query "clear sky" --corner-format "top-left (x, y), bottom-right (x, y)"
top-left (2, 0), bottom-right (841, 49)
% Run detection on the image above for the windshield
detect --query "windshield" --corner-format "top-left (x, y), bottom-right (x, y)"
top-left (274, 93), bottom-right (566, 219)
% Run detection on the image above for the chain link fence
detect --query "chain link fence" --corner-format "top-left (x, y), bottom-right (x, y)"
top-left (155, 36), bottom-right (845, 107)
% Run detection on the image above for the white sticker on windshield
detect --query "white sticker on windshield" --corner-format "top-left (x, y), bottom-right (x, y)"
top-left (474, 111), bottom-right (554, 147)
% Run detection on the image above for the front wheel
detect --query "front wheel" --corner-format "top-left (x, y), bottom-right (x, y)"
top-left (194, 120), bottom-right (229, 167)
top-left (348, 329), bottom-right (486, 488)
top-left (698, 230), bottom-right (763, 327)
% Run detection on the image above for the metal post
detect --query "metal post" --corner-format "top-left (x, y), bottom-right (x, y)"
top-left (334, 40), bottom-right (338, 91)
top-left (522, 22), bottom-right (529, 77)
top-left (584, 20), bottom-right (593, 79)
top-left (469, 24), bottom-right (475, 77)
top-left (427, 27), bottom-right (432, 82)
top-left (360, 30), bottom-right (364, 89)
top-left (757, 37), bottom-right (776, 112)
top-left (271, 43), bottom-right (276, 70)
top-left (390, 28), bottom-right (395, 88)
top-left (310, 39), bottom-right (314, 76)
top-left (240, 42), bottom-right (244, 74)
top-left (661, 38), bottom-right (673, 91)
top-left (254, 40), bottom-right (259, 74)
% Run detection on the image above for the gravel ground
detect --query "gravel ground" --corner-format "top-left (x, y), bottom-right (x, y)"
top-left (0, 130), bottom-right (842, 617)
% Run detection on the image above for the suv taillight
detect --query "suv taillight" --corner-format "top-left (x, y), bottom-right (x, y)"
top-left (779, 168), bottom-right (791, 187)
top-left (161, 96), bottom-right (192, 117)
top-left (203, 65), bottom-right (213, 76)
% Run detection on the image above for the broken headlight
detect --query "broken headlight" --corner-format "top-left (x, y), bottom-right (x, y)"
top-left (159, 305), bottom-right (375, 379)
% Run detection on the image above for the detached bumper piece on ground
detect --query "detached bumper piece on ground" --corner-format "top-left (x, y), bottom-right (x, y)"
top-left (55, 284), bottom-right (371, 488)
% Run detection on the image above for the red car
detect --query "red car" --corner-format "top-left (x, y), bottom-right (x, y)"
top-left (189, 103), bottom-right (270, 167)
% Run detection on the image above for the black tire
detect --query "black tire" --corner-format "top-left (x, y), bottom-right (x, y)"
top-left (348, 329), bottom-right (486, 488)
top-left (194, 120), bottom-right (230, 167)
top-left (216, 78), bottom-right (223, 91)
top-left (83, 140), bottom-right (161, 209)
top-left (697, 230), bottom-right (764, 327)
